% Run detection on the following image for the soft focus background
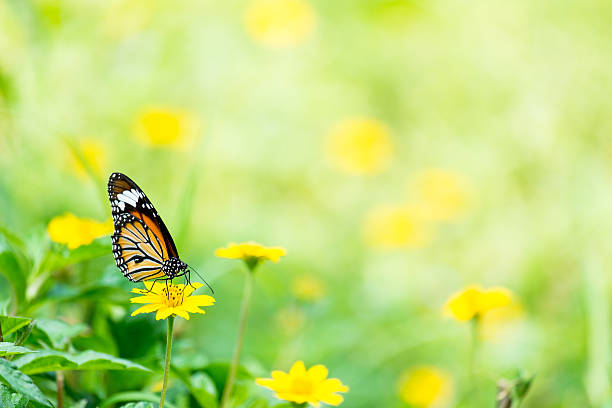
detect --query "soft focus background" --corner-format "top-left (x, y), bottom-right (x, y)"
top-left (1, 0), bottom-right (612, 407)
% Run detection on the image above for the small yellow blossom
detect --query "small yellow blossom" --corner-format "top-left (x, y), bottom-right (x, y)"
top-left (444, 285), bottom-right (513, 322)
top-left (398, 366), bottom-right (452, 407)
top-left (134, 106), bottom-right (198, 149)
top-left (215, 242), bottom-right (286, 268)
top-left (244, 0), bottom-right (315, 48)
top-left (326, 117), bottom-right (393, 175)
top-left (412, 169), bottom-right (469, 221)
top-left (47, 213), bottom-right (113, 249)
top-left (256, 360), bottom-right (349, 407)
top-left (276, 305), bottom-right (306, 336)
top-left (130, 282), bottom-right (215, 321)
top-left (70, 139), bottom-right (107, 178)
top-left (363, 204), bottom-right (431, 249)
top-left (292, 275), bottom-right (325, 302)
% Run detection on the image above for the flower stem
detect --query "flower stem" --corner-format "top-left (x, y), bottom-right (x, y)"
top-left (160, 315), bottom-right (175, 408)
top-left (468, 316), bottom-right (480, 382)
top-left (56, 371), bottom-right (64, 408)
top-left (220, 270), bottom-right (254, 408)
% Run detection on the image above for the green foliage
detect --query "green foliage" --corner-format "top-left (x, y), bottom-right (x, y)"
top-left (0, 359), bottom-right (51, 407)
top-left (13, 350), bottom-right (151, 375)
top-left (0, 342), bottom-right (36, 357)
top-left (0, 384), bottom-right (29, 408)
top-left (0, 316), bottom-right (32, 338)
top-left (33, 318), bottom-right (88, 350)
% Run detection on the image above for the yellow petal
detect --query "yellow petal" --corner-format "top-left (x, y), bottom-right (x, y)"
top-left (255, 378), bottom-right (277, 389)
top-left (173, 308), bottom-right (190, 320)
top-left (289, 360), bottom-right (306, 376)
top-left (317, 393), bottom-right (343, 406)
top-left (156, 307), bottom-right (175, 320)
top-left (182, 282), bottom-right (203, 297)
top-left (130, 294), bottom-right (163, 304)
top-left (183, 295), bottom-right (216, 307)
top-left (307, 364), bottom-right (328, 382)
top-left (180, 304), bottom-right (206, 315)
top-left (131, 303), bottom-right (164, 316)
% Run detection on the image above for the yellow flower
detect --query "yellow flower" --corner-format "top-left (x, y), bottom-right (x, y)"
top-left (292, 275), bottom-right (325, 302)
top-left (326, 117), bottom-right (393, 175)
top-left (256, 360), bottom-right (349, 407)
top-left (244, 0), bottom-right (315, 48)
top-left (130, 281), bottom-right (215, 321)
top-left (134, 106), bottom-right (199, 149)
top-left (47, 213), bottom-right (113, 250)
top-left (215, 242), bottom-right (286, 268)
top-left (398, 366), bottom-right (452, 407)
top-left (70, 139), bottom-right (107, 178)
top-left (363, 204), bottom-right (431, 249)
top-left (444, 285), bottom-right (513, 322)
top-left (412, 169), bottom-right (469, 221)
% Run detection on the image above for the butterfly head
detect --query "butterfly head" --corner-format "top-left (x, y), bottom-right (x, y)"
top-left (162, 257), bottom-right (188, 278)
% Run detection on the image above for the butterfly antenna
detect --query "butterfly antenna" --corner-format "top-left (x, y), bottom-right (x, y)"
top-left (187, 264), bottom-right (214, 294)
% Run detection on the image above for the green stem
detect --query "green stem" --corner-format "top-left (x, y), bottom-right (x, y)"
top-left (468, 316), bottom-right (480, 382)
top-left (220, 270), bottom-right (254, 408)
top-left (56, 371), bottom-right (64, 408)
top-left (160, 315), bottom-right (175, 408)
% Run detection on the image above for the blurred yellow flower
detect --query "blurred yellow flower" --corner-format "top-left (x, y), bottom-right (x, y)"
top-left (215, 242), bottom-right (286, 268)
top-left (481, 300), bottom-right (524, 342)
top-left (363, 205), bottom-right (431, 249)
top-left (134, 106), bottom-right (198, 149)
top-left (70, 140), bottom-right (107, 178)
top-left (292, 275), bottom-right (325, 302)
top-left (47, 213), bottom-right (113, 250)
top-left (398, 366), bottom-right (452, 408)
top-left (444, 285), bottom-right (513, 322)
top-left (276, 305), bottom-right (306, 336)
top-left (413, 169), bottom-right (469, 221)
top-left (130, 282), bottom-right (215, 321)
top-left (244, 0), bottom-right (315, 48)
top-left (256, 360), bottom-right (349, 407)
top-left (326, 117), bottom-right (393, 175)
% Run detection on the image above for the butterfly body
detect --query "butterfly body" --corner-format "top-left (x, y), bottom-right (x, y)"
top-left (108, 172), bottom-right (187, 283)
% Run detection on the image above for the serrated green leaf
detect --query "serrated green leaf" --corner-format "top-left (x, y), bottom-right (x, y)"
top-left (0, 358), bottom-right (52, 407)
top-left (34, 318), bottom-right (88, 350)
top-left (0, 316), bottom-right (32, 337)
top-left (0, 384), bottom-right (29, 408)
top-left (14, 350), bottom-right (150, 375)
top-left (0, 342), bottom-right (36, 357)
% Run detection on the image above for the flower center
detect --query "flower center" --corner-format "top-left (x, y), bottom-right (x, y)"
top-left (291, 377), bottom-right (313, 395)
top-left (161, 285), bottom-right (183, 307)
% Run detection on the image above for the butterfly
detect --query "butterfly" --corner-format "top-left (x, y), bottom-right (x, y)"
top-left (108, 172), bottom-right (190, 283)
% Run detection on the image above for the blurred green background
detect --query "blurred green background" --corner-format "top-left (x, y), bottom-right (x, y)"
top-left (1, 0), bottom-right (612, 407)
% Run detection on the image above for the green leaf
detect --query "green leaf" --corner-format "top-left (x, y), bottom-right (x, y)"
top-left (42, 238), bottom-right (110, 272)
top-left (118, 403), bottom-right (156, 408)
top-left (202, 362), bottom-right (253, 401)
top-left (0, 342), bottom-right (36, 357)
top-left (0, 358), bottom-right (52, 407)
top-left (14, 350), bottom-right (151, 375)
top-left (101, 392), bottom-right (177, 408)
top-left (248, 399), bottom-right (270, 408)
top-left (0, 252), bottom-right (26, 311)
top-left (0, 384), bottom-right (29, 408)
top-left (0, 316), bottom-right (32, 338)
top-left (34, 318), bottom-right (88, 349)
top-left (171, 365), bottom-right (217, 408)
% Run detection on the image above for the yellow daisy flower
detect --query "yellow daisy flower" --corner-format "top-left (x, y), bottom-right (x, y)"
top-left (325, 117), bottom-right (393, 175)
top-left (244, 0), bottom-right (316, 48)
top-left (130, 282), bottom-right (215, 320)
top-left (256, 360), bottom-right (349, 407)
top-left (133, 106), bottom-right (199, 149)
top-left (363, 204), bottom-right (432, 249)
top-left (215, 241), bottom-right (286, 268)
top-left (444, 285), bottom-right (513, 322)
top-left (398, 366), bottom-right (453, 408)
top-left (47, 213), bottom-right (113, 250)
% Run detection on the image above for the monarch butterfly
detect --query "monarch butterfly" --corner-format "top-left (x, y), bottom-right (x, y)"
top-left (108, 172), bottom-right (204, 287)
